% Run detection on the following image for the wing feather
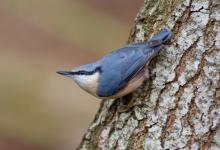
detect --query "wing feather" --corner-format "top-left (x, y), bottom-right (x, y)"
top-left (96, 46), bottom-right (149, 97)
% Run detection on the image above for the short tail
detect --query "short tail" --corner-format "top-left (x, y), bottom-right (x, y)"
top-left (149, 28), bottom-right (171, 43)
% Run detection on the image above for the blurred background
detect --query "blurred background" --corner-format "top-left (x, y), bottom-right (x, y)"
top-left (0, 0), bottom-right (142, 149)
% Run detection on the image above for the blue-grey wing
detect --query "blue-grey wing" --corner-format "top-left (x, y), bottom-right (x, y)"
top-left (96, 29), bottom-right (171, 97)
top-left (96, 46), bottom-right (150, 97)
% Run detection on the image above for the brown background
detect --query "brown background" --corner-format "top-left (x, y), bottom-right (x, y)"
top-left (0, 0), bottom-right (142, 149)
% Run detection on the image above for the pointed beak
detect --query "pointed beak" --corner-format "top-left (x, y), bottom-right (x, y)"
top-left (56, 71), bottom-right (72, 76)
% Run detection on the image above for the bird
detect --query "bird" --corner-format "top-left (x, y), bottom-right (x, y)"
top-left (57, 28), bottom-right (171, 99)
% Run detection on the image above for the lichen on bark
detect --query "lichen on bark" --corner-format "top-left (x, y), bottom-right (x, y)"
top-left (78, 0), bottom-right (220, 149)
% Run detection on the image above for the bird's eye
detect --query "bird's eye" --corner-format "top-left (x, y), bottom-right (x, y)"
top-left (120, 54), bottom-right (126, 59)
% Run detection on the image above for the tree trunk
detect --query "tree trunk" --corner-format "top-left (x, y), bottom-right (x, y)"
top-left (78, 0), bottom-right (220, 149)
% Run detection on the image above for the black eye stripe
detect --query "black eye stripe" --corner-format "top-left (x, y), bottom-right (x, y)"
top-left (71, 66), bottom-right (102, 75)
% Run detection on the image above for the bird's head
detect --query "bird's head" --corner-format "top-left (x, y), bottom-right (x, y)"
top-left (57, 63), bottom-right (102, 97)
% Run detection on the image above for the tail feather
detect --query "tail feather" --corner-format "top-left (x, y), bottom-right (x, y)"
top-left (149, 28), bottom-right (171, 43)
top-left (142, 28), bottom-right (171, 56)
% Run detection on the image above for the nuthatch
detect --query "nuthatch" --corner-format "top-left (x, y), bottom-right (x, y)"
top-left (57, 28), bottom-right (171, 99)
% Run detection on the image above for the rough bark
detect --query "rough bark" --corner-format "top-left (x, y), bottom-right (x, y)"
top-left (78, 0), bottom-right (220, 149)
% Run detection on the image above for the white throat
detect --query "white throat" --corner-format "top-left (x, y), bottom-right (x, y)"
top-left (71, 72), bottom-right (100, 96)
